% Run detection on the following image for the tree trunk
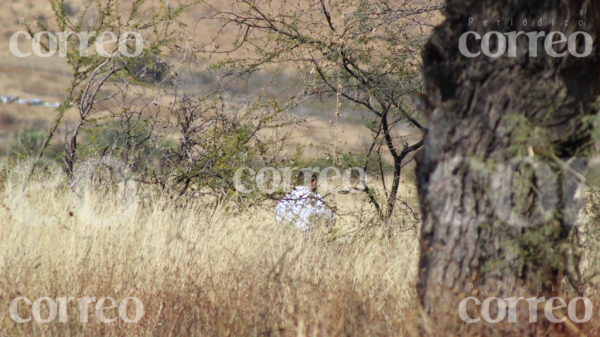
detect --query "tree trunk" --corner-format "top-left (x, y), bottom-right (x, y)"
top-left (416, 0), bottom-right (600, 334)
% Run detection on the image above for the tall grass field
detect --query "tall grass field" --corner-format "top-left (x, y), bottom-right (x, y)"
top-left (0, 162), bottom-right (422, 336)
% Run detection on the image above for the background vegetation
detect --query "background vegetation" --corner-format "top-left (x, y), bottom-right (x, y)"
top-left (1, 0), bottom-right (600, 336)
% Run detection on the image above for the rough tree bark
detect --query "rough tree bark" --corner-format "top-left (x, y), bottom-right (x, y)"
top-left (416, 0), bottom-right (600, 334)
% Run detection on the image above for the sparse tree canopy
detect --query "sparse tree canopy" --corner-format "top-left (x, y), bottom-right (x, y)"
top-left (208, 0), bottom-right (443, 221)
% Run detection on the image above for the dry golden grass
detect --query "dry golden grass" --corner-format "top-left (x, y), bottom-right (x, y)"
top-left (0, 163), bottom-right (422, 336)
